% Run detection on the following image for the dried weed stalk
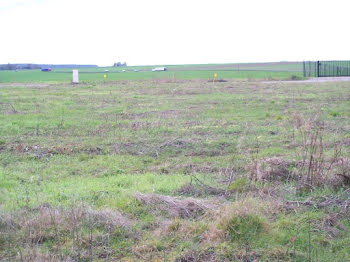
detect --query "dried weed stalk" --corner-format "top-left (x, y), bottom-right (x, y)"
top-left (292, 112), bottom-right (349, 189)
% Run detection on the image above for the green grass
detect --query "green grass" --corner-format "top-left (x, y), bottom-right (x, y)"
top-left (0, 62), bottom-right (304, 83)
top-left (0, 77), bottom-right (349, 260)
top-left (0, 69), bottom-right (303, 83)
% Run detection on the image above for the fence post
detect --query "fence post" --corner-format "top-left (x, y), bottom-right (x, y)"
top-left (303, 61), bottom-right (306, 77)
top-left (316, 61), bottom-right (320, 77)
top-left (309, 62), bottom-right (311, 77)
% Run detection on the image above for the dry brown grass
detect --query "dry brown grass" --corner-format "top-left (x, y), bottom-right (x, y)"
top-left (247, 156), bottom-right (294, 182)
top-left (321, 213), bottom-right (347, 238)
top-left (206, 197), bottom-right (282, 242)
top-left (134, 192), bottom-right (221, 219)
top-left (0, 204), bottom-right (133, 261)
top-left (176, 182), bottom-right (227, 197)
top-left (247, 112), bottom-right (350, 190)
top-left (176, 248), bottom-right (218, 262)
top-left (248, 155), bottom-right (350, 189)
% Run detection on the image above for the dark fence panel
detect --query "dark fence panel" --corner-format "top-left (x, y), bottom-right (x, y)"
top-left (303, 61), bottom-right (350, 77)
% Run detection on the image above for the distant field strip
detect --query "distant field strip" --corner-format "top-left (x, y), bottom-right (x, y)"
top-left (170, 62), bottom-right (303, 72)
top-left (0, 62), bottom-right (304, 83)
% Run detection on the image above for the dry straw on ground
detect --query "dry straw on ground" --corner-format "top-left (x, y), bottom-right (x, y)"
top-left (247, 156), bottom-right (294, 182)
top-left (248, 155), bottom-right (350, 187)
top-left (0, 204), bottom-right (133, 257)
top-left (134, 192), bottom-right (221, 219)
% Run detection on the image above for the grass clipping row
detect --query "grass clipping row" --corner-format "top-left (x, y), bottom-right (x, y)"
top-left (134, 192), bottom-right (220, 219)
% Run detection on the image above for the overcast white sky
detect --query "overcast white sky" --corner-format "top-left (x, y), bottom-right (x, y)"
top-left (0, 0), bottom-right (349, 66)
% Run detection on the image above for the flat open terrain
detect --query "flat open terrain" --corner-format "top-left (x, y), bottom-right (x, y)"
top-left (0, 62), bottom-right (303, 83)
top-left (0, 77), bottom-right (349, 261)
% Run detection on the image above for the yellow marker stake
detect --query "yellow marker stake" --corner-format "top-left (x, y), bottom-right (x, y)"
top-left (213, 73), bottom-right (217, 83)
top-left (104, 74), bottom-right (107, 80)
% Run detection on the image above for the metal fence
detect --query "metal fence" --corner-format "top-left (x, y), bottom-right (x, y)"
top-left (303, 61), bottom-right (350, 77)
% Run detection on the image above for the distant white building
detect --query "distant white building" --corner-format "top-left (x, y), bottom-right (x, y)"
top-left (152, 67), bottom-right (167, 72)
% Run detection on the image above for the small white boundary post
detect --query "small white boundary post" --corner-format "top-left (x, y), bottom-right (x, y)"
top-left (72, 70), bottom-right (79, 84)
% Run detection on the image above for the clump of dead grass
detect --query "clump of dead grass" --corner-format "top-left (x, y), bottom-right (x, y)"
top-left (17, 204), bottom-right (132, 233)
top-left (134, 192), bottom-right (221, 219)
top-left (247, 156), bottom-right (295, 182)
top-left (321, 213), bottom-right (347, 238)
top-left (291, 112), bottom-right (350, 188)
top-left (248, 155), bottom-right (350, 190)
top-left (207, 79), bottom-right (227, 83)
top-left (176, 247), bottom-right (218, 262)
top-left (286, 188), bottom-right (350, 212)
top-left (207, 197), bottom-right (281, 243)
top-left (0, 204), bottom-right (134, 260)
top-left (177, 181), bottom-right (228, 197)
top-left (248, 112), bottom-right (350, 190)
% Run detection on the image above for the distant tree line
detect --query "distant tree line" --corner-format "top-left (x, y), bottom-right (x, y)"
top-left (113, 62), bottom-right (127, 67)
top-left (0, 63), bottom-right (41, 70)
top-left (44, 64), bottom-right (98, 69)
top-left (0, 64), bottom-right (98, 70)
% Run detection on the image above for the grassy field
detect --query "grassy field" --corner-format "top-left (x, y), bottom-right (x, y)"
top-left (0, 76), bottom-right (349, 261)
top-left (0, 62), bottom-right (304, 83)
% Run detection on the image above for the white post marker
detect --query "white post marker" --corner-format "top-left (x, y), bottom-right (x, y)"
top-left (72, 70), bottom-right (79, 84)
